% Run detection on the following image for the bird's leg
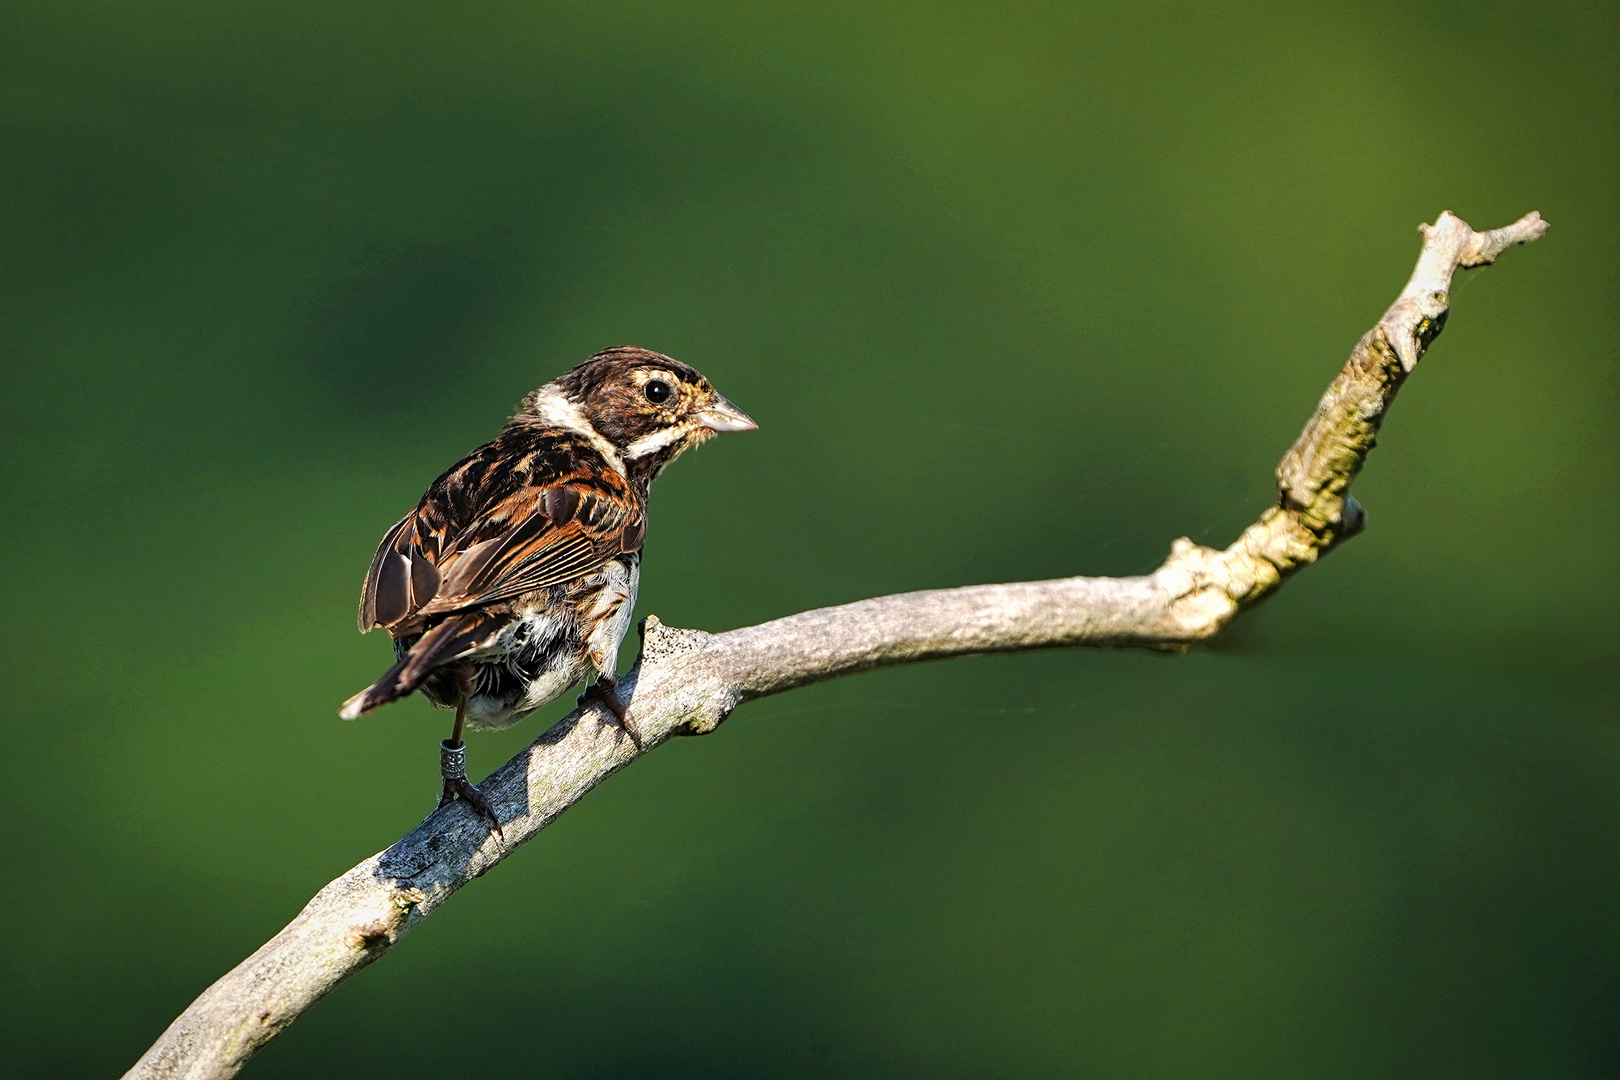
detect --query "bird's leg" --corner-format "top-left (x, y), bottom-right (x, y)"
top-left (581, 675), bottom-right (643, 750)
top-left (438, 667), bottom-right (501, 837)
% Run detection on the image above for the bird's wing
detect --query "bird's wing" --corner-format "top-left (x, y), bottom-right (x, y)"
top-left (339, 608), bottom-right (507, 718)
top-left (357, 432), bottom-right (645, 635)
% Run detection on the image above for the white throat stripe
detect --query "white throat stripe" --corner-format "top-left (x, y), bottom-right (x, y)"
top-left (622, 425), bottom-right (688, 461)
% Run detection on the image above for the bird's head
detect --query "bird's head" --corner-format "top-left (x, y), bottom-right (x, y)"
top-left (518, 346), bottom-right (756, 475)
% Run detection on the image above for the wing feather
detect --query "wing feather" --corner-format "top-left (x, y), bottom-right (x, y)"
top-left (358, 513), bottom-right (415, 632)
top-left (355, 430), bottom-right (644, 636)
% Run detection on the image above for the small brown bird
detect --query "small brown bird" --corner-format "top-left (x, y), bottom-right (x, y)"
top-left (341, 346), bottom-right (755, 826)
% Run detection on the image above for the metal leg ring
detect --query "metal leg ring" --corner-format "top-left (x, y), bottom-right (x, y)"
top-left (440, 739), bottom-right (467, 783)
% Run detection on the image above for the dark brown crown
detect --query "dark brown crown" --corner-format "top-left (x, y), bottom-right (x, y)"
top-left (516, 346), bottom-right (717, 452)
top-left (553, 346), bottom-right (710, 402)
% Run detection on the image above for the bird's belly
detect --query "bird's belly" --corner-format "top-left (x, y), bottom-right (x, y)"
top-left (461, 607), bottom-right (585, 730)
top-left (580, 556), bottom-right (640, 677)
top-left (457, 556), bottom-right (639, 731)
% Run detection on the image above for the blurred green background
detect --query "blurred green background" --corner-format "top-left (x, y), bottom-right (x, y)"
top-left (2, 1), bottom-right (1616, 1076)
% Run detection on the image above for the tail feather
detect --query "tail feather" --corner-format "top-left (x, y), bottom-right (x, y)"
top-left (339, 611), bottom-right (503, 719)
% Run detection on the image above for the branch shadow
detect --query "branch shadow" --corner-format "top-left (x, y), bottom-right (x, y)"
top-left (368, 709), bottom-right (585, 890)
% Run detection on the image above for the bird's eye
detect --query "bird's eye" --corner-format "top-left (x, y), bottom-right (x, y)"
top-left (643, 380), bottom-right (673, 404)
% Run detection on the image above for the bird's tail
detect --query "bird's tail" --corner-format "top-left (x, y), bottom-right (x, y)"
top-left (338, 611), bottom-right (502, 720)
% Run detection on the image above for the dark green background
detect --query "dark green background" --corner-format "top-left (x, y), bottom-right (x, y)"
top-left (2, 1), bottom-right (1615, 1076)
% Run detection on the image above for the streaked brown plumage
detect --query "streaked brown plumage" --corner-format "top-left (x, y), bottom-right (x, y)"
top-left (340, 346), bottom-right (755, 825)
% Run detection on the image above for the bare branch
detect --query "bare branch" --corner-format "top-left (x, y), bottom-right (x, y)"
top-left (124, 211), bottom-right (1547, 1080)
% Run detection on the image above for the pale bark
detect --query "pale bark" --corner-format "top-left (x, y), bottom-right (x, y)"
top-left (125, 210), bottom-right (1548, 1080)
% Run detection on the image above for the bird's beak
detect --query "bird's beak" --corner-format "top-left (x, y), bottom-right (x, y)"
top-left (695, 395), bottom-right (758, 432)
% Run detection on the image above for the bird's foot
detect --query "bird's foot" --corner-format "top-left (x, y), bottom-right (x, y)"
top-left (580, 678), bottom-right (643, 750)
top-left (437, 739), bottom-right (502, 838)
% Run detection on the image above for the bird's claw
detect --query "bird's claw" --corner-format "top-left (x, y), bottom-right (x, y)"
top-left (580, 678), bottom-right (643, 750)
top-left (438, 776), bottom-right (502, 838)
top-left (437, 738), bottom-right (502, 838)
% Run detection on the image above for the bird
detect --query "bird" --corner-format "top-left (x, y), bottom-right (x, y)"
top-left (339, 346), bottom-right (756, 829)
